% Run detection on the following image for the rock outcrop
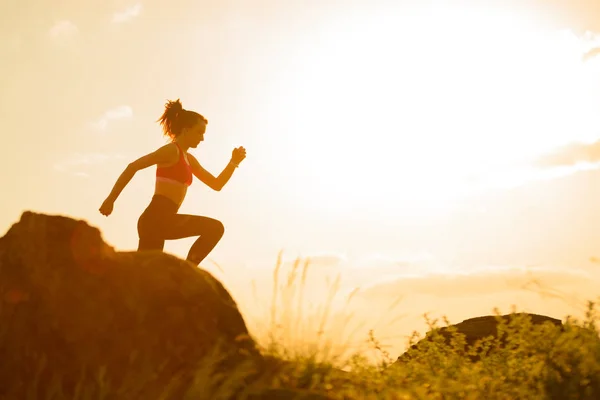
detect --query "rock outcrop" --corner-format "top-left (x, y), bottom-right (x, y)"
top-left (395, 313), bottom-right (563, 364)
top-left (0, 211), bottom-right (263, 399)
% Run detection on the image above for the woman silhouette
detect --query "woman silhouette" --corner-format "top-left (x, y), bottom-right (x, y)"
top-left (99, 99), bottom-right (246, 266)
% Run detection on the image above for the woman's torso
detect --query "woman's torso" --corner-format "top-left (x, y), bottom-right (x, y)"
top-left (154, 143), bottom-right (192, 208)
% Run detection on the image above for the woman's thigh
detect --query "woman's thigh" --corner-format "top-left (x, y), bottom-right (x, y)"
top-left (137, 207), bottom-right (169, 245)
top-left (161, 214), bottom-right (224, 241)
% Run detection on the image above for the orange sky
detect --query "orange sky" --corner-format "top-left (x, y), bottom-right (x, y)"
top-left (2, 0), bottom-right (600, 355)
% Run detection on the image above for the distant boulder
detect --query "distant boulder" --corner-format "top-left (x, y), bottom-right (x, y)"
top-left (0, 211), bottom-right (261, 399)
top-left (396, 313), bottom-right (563, 363)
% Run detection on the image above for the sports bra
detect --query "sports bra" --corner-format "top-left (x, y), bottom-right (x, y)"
top-left (156, 143), bottom-right (193, 186)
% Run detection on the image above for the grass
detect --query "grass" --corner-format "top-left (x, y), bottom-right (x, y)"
top-left (2, 252), bottom-right (600, 400)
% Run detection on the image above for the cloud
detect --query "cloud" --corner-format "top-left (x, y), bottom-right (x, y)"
top-left (356, 266), bottom-right (599, 306)
top-left (90, 105), bottom-right (133, 131)
top-left (583, 47), bottom-right (600, 62)
top-left (112, 3), bottom-right (142, 23)
top-left (53, 153), bottom-right (127, 177)
top-left (580, 31), bottom-right (600, 61)
top-left (303, 252), bottom-right (347, 268)
top-left (48, 20), bottom-right (79, 41)
top-left (245, 251), bottom-right (456, 307)
top-left (534, 140), bottom-right (600, 168)
top-left (345, 266), bottom-right (600, 337)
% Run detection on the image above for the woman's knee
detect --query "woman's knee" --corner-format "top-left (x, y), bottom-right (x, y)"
top-left (212, 219), bottom-right (225, 240)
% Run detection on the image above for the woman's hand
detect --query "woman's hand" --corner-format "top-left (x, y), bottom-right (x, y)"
top-left (99, 198), bottom-right (114, 216)
top-left (231, 146), bottom-right (246, 166)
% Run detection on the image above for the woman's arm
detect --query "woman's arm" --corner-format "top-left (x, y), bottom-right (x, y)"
top-left (100, 144), bottom-right (176, 215)
top-left (188, 147), bottom-right (246, 191)
top-left (187, 154), bottom-right (237, 191)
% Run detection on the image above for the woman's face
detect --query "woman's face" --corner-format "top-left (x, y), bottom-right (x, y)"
top-left (183, 119), bottom-right (206, 148)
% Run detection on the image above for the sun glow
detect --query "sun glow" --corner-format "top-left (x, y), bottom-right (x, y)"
top-left (265, 6), bottom-right (600, 216)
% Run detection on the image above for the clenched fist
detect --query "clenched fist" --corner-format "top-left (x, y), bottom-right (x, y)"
top-left (231, 146), bottom-right (246, 166)
top-left (99, 198), bottom-right (114, 216)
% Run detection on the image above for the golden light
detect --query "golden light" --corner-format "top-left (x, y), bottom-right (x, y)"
top-left (264, 5), bottom-right (600, 217)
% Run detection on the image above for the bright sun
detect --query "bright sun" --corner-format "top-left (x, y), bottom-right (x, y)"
top-left (266, 5), bottom-right (600, 217)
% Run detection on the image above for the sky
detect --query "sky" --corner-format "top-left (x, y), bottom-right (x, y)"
top-left (2, 0), bottom-right (600, 356)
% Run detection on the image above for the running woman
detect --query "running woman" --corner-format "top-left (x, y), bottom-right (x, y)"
top-left (99, 99), bottom-right (246, 266)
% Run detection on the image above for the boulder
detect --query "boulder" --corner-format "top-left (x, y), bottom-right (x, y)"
top-left (0, 211), bottom-right (261, 398)
top-left (395, 313), bottom-right (562, 364)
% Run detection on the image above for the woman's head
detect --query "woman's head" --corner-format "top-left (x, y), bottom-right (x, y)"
top-left (157, 99), bottom-right (207, 147)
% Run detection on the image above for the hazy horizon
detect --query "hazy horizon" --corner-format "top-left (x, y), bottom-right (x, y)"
top-left (2, 0), bottom-right (600, 358)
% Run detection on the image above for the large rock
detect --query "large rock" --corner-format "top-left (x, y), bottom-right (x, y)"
top-left (395, 313), bottom-right (562, 364)
top-left (0, 211), bottom-right (261, 398)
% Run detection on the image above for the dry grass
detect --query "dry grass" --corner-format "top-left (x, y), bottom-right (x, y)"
top-left (2, 252), bottom-right (599, 400)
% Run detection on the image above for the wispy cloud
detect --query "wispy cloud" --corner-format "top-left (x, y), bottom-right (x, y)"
top-left (583, 47), bottom-right (600, 62)
top-left (348, 265), bottom-right (600, 339)
top-left (580, 31), bottom-right (600, 62)
top-left (90, 105), bottom-right (133, 131)
top-left (112, 3), bottom-right (142, 23)
top-left (48, 20), bottom-right (79, 42)
top-left (358, 266), bottom-right (595, 300)
top-left (534, 140), bottom-right (600, 168)
top-left (54, 153), bottom-right (127, 177)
